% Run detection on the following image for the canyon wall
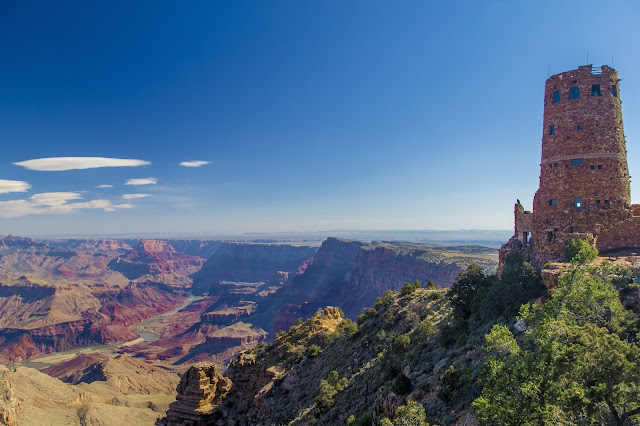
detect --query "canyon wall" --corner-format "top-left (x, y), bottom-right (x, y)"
top-left (338, 243), bottom-right (464, 317)
top-left (190, 243), bottom-right (317, 295)
top-left (254, 239), bottom-right (498, 332)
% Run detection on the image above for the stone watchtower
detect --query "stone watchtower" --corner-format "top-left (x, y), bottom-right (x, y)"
top-left (501, 65), bottom-right (640, 266)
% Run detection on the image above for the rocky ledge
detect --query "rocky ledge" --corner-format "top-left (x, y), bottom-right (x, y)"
top-left (157, 363), bottom-right (232, 426)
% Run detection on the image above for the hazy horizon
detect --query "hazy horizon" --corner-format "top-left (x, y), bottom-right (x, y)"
top-left (4, 228), bottom-right (512, 245)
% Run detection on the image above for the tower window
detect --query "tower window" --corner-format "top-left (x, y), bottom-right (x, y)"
top-left (553, 90), bottom-right (561, 103)
top-left (612, 85), bottom-right (618, 97)
top-left (577, 125), bottom-right (583, 130)
top-left (575, 197), bottom-right (583, 208)
top-left (549, 164), bottom-right (553, 169)
top-left (550, 126), bottom-right (555, 135)
top-left (598, 164), bottom-right (603, 169)
top-left (592, 84), bottom-right (601, 97)
top-left (554, 163), bottom-right (559, 167)
top-left (605, 200), bottom-right (610, 204)
top-left (549, 199), bottom-right (557, 206)
top-left (590, 165), bottom-right (595, 170)
top-left (569, 86), bottom-right (580, 99)
top-left (571, 158), bottom-right (583, 166)
top-left (597, 200), bottom-right (601, 204)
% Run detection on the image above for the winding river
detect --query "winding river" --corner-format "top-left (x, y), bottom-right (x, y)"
top-left (19, 293), bottom-right (198, 370)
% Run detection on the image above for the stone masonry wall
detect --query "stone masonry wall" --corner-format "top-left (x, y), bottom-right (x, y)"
top-left (533, 65), bottom-right (628, 215)
top-left (501, 65), bottom-right (639, 266)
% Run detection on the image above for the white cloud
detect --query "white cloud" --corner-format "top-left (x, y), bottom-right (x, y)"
top-left (13, 157), bottom-right (150, 171)
top-left (0, 179), bottom-right (31, 194)
top-left (179, 160), bottom-right (211, 167)
top-left (125, 177), bottom-right (157, 186)
top-left (122, 194), bottom-right (151, 200)
top-left (96, 184), bottom-right (113, 188)
top-left (0, 192), bottom-right (133, 218)
top-left (30, 192), bottom-right (82, 206)
top-left (104, 203), bottom-right (134, 212)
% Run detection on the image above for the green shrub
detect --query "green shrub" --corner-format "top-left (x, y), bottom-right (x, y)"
top-left (358, 307), bottom-right (377, 325)
top-left (375, 290), bottom-right (395, 309)
top-left (400, 280), bottom-right (421, 297)
top-left (438, 365), bottom-right (470, 405)
top-left (473, 266), bottom-right (640, 424)
top-left (438, 323), bottom-right (456, 349)
top-left (315, 380), bottom-right (338, 412)
top-left (478, 255), bottom-right (545, 321)
top-left (448, 264), bottom-right (492, 320)
top-left (391, 333), bottom-right (411, 352)
top-left (426, 279), bottom-right (436, 290)
top-left (346, 411), bottom-right (373, 426)
top-left (342, 318), bottom-right (358, 336)
top-left (306, 344), bottom-right (321, 358)
top-left (314, 371), bottom-right (348, 414)
top-left (391, 372), bottom-right (412, 395)
top-left (393, 400), bottom-right (429, 425)
top-left (414, 318), bottom-right (436, 341)
top-left (428, 291), bottom-right (443, 301)
top-left (564, 239), bottom-right (598, 264)
top-left (282, 341), bottom-right (294, 351)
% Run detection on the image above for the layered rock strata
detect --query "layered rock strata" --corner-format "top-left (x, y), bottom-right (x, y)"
top-left (158, 363), bottom-right (231, 426)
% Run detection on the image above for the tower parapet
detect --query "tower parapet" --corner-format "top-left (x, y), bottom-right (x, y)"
top-left (501, 65), bottom-right (640, 266)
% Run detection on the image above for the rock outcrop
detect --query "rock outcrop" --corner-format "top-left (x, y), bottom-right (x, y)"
top-left (158, 363), bottom-right (231, 426)
top-left (620, 286), bottom-right (640, 312)
top-left (541, 263), bottom-right (566, 292)
top-left (0, 369), bottom-right (21, 426)
top-left (201, 301), bottom-right (256, 326)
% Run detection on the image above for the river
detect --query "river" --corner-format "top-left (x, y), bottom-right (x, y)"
top-left (19, 293), bottom-right (198, 370)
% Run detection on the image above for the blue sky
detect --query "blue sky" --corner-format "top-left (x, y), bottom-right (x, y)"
top-left (1, 0), bottom-right (640, 236)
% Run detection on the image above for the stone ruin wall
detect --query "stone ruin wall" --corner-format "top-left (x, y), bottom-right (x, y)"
top-left (514, 203), bottom-right (533, 244)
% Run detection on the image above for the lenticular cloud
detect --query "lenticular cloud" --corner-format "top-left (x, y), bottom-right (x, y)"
top-left (122, 194), bottom-right (151, 199)
top-left (179, 160), bottom-right (211, 167)
top-left (0, 179), bottom-right (31, 194)
top-left (13, 157), bottom-right (150, 171)
top-left (125, 178), bottom-right (157, 186)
